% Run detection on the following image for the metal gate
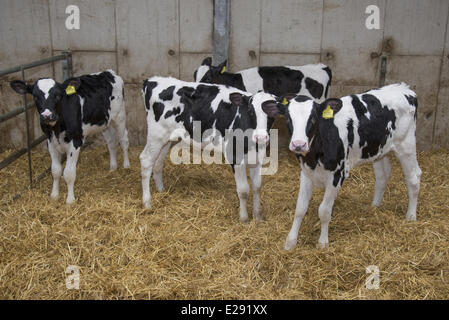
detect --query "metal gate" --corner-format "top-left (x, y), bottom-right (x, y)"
top-left (0, 51), bottom-right (73, 201)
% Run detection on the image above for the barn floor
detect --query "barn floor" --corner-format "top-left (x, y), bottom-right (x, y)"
top-left (0, 146), bottom-right (448, 299)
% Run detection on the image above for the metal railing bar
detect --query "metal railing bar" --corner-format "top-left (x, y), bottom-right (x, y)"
top-left (0, 54), bottom-right (67, 78)
top-left (0, 102), bottom-right (35, 124)
top-left (21, 67), bottom-right (33, 185)
top-left (0, 135), bottom-right (47, 171)
top-left (5, 167), bottom-right (51, 205)
top-left (1, 140), bottom-right (93, 206)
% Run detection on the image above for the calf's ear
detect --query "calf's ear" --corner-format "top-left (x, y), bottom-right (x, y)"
top-left (201, 57), bottom-right (212, 66)
top-left (278, 93), bottom-right (297, 106)
top-left (262, 100), bottom-right (282, 117)
top-left (215, 60), bottom-right (227, 74)
top-left (10, 80), bottom-right (32, 94)
top-left (320, 98), bottom-right (343, 119)
top-left (67, 78), bottom-right (81, 90)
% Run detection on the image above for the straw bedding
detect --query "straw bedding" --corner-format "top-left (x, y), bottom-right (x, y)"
top-left (0, 146), bottom-right (448, 299)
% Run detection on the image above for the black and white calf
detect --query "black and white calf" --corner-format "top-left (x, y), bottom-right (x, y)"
top-left (10, 70), bottom-right (129, 204)
top-left (194, 57), bottom-right (332, 102)
top-left (266, 83), bottom-right (421, 249)
top-left (140, 76), bottom-right (280, 222)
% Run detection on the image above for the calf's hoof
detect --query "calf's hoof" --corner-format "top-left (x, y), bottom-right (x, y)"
top-left (371, 201), bottom-right (381, 208)
top-left (109, 164), bottom-right (118, 172)
top-left (66, 197), bottom-right (76, 205)
top-left (123, 161), bottom-right (130, 169)
top-left (50, 193), bottom-right (59, 201)
top-left (406, 214), bottom-right (416, 221)
top-left (155, 183), bottom-right (164, 193)
top-left (239, 216), bottom-right (249, 224)
top-left (143, 201), bottom-right (151, 209)
top-left (253, 210), bottom-right (264, 222)
top-left (317, 241), bottom-right (329, 249)
top-left (284, 238), bottom-right (297, 251)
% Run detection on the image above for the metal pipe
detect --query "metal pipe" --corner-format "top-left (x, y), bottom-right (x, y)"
top-left (63, 50), bottom-right (73, 79)
top-left (0, 135), bottom-right (46, 171)
top-left (0, 54), bottom-right (67, 78)
top-left (1, 140), bottom-right (93, 206)
top-left (21, 67), bottom-right (33, 185)
top-left (0, 102), bottom-right (35, 124)
top-left (379, 56), bottom-right (387, 87)
top-left (213, 0), bottom-right (230, 66)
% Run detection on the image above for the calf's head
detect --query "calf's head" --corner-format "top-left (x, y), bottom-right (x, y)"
top-left (194, 57), bottom-right (228, 84)
top-left (281, 96), bottom-right (343, 155)
top-left (10, 78), bottom-right (65, 126)
top-left (229, 91), bottom-right (282, 145)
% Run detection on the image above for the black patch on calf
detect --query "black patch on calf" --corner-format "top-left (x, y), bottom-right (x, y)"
top-left (305, 77), bottom-right (324, 100)
top-left (201, 71), bottom-right (246, 92)
top-left (347, 119), bottom-right (354, 148)
top-left (323, 66), bottom-right (332, 99)
top-left (60, 94), bottom-right (83, 148)
top-left (295, 95), bottom-right (312, 103)
top-left (333, 165), bottom-right (345, 187)
top-left (351, 94), bottom-right (396, 159)
top-left (258, 67), bottom-right (303, 97)
top-left (159, 86), bottom-right (175, 101)
top-left (173, 83), bottom-right (256, 166)
top-left (153, 102), bottom-right (165, 122)
top-left (405, 94), bottom-right (418, 121)
top-left (65, 71), bottom-right (115, 127)
top-left (143, 80), bottom-right (158, 110)
top-left (164, 107), bottom-right (181, 119)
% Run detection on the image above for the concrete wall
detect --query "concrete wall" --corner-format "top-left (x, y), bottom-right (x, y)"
top-left (1, 0), bottom-right (448, 152)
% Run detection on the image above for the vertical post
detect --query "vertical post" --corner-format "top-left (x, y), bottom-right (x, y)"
top-left (379, 56), bottom-right (387, 87)
top-left (21, 66), bottom-right (33, 186)
top-left (62, 50), bottom-right (73, 80)
top-left (213, 0), bottom-right (230, 66)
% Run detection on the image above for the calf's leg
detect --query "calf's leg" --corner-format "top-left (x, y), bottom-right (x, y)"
top-left (140, 141), bottom-right (165, 209)
top-left (285, 172), bottom-right (314, 250)
top-left (317, 183), bottom-right (339, 248)
top-left (394, 145), bottom-right (421, 221)
top-left (102, 126), bottom-right (118, 171)
top-left (113, 119), bottom-right (130, 169)
top-left (48, 140), bottom-right (62, 201)
top-left (249, 165), bottom-right (263, 221)
top-left (372, 157), bottom-right (391, 207)
top-left (153, 142), bottom-right (171, 193)
top-left (64, 143), bottom-right (80, 204)
top-left (233, 163), bottom-right (250, 223)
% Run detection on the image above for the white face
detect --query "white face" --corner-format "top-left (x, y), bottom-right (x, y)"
top-left (35, 78), bottom-right (59, 126)
top-left (251, 91), bottom-right (278, 144)
top-left (37, 78), bottom-right (56, 99)
top-left (287, 99), bottom-right (315, 154)
top-left (194, 65), bottom-right (210, 82)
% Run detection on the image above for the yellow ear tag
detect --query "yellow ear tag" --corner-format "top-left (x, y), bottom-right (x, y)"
top-left (220, 66), bottom-right (226, 74)
top-left (65, 85), bottom-right (76, 95)
top-left (281, 98), bottom-right (289, 105)
top-left (322, 105), bottom-right (334, 119)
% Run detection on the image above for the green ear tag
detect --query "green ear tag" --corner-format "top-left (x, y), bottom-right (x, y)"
top-left (281, 98), bottom-right (289, 105)
top-left (65, 85), bottom-right (76, 95)
top-left (220, 66), bottom-right (226, 74)
top-left (322, 105), bottom-right (334, 119)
